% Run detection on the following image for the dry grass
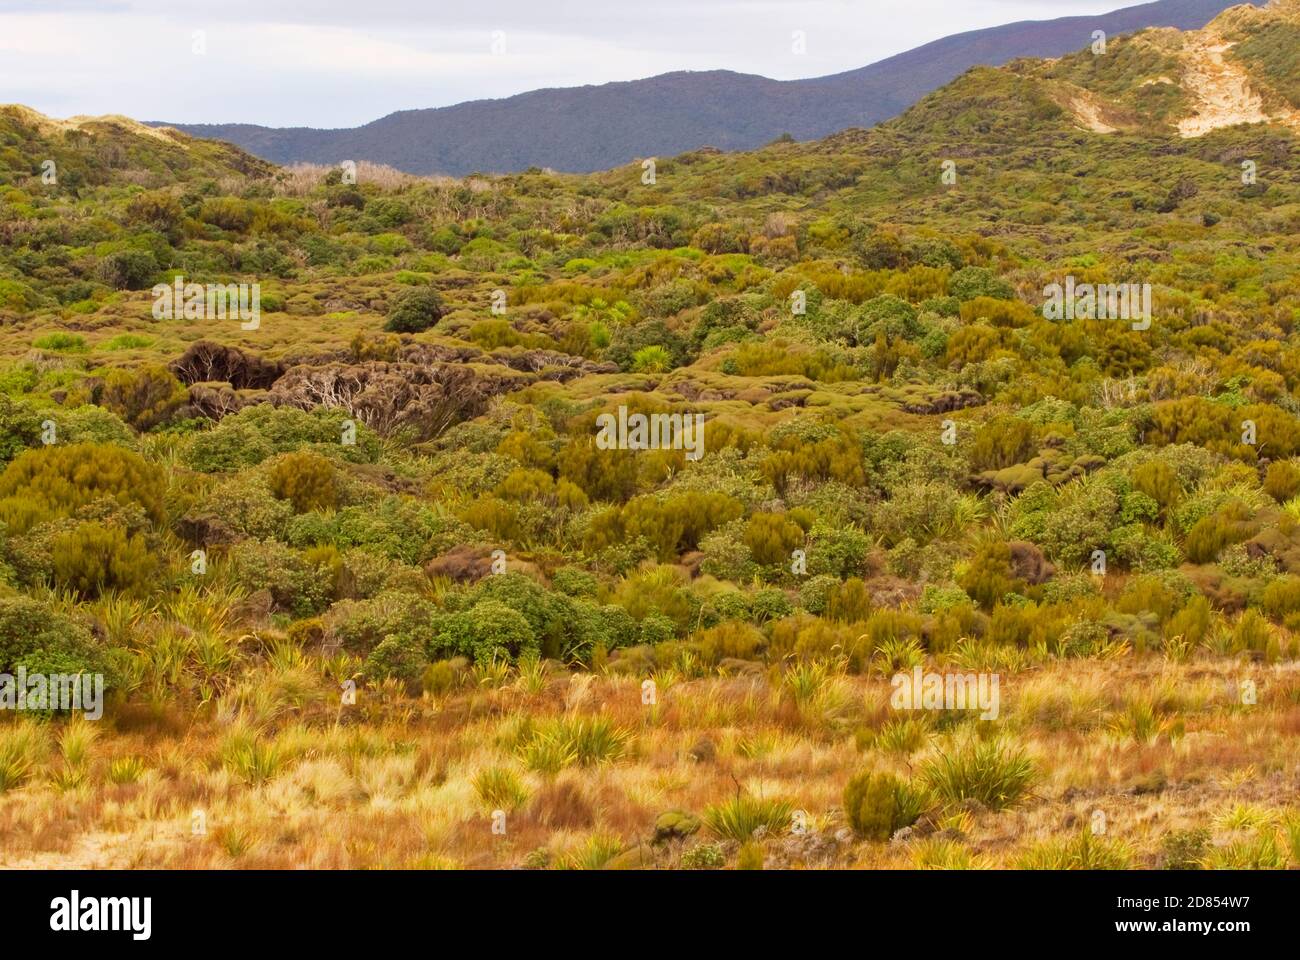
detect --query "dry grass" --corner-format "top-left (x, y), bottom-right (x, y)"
top-left (1, 653), bottom-right (1297, 869)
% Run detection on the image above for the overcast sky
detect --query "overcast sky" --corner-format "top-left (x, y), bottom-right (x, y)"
top-left (2, 0), bottom-right (1133, 127)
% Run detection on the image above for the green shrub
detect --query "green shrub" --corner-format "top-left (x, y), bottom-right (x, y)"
top-left (429, 600), bottom-right (538, 665)
top-left (1160, 828), bottom-right (1210, 869)
top-left (0, 443), bottom-right (166, 534)
top-left (750, 588), bottom-right (793, 623)
top-left (51, 521), bottom-right (156, 598)
top-left (327, 592), bottom-right (439, 654)
top-left (185, 405), bottom-right (379, 472)
top-left (798, 574), bottom-right (841, 614)
top-left (227, 540), bottom-right (331, 617)
top-left (469, 572), bottom-right (565, 639)
top-left (384, 286), bottom-right (445, 333)
top-left (0, 597), bottom-right (107, 679)
top-left (363, 632), bottom-right (429, 688)
top-left (97, 364), bottom-right (187, 431)
top-left (551, 566), bottom-right (600, 597)
top-left (190, 473), bottom-right (294, 541)
top-left (843, 771), bottom-right (927, 840)
top-left (95, 250), bottom-right (158, 290)
top-left (639, 612), bottom-right (677, 644)
top-left (744, 513), bottom-right (805, 566)
top-left (0, 397), bottom-right (45, 463)
top-left (679, 841), bottom-right (726, 869)
top-left (267, 451), bottom-right (340, 513)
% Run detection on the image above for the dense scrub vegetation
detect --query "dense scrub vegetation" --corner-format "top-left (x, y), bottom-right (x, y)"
top-left (2, 7), bottom-right (1300, 869)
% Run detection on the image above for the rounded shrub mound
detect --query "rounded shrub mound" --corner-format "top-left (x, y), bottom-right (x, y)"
top-left (0, 443), bottom-right (166, 534)
top-left (384, 286), bottom-right (445, 334)
top-left (0, 596), bottom-right (108, 680)
top-left (843, 771), bottom-right (927, 840)
top-left (267, 451), bottom-right (340, 513)
top-left (51, 522), bottom-right (157, 598)
top-left (97, 365), bottom-right (188, 431)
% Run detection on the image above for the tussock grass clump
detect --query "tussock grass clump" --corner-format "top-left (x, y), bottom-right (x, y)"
top-left (51, 720), bottom-right (98, 791)
top-left (920, 736), bottom-right (1035, 811)
top-left (1017, 830), bottom-right (1134, 869)
top-left (557, 833), bottom-right (624, 870)
top-left (867, 716), bottom-right (932, 754)
top-left (519, 715), bottom-right (632, 772)
top-left (912, 838), bottom-right (986, 869)
top-left (1202, 829), bottom-right (1288, 870)
top-left (107, 755), bottom-right (148, 785)
top-left (472, 765), bottom-right (530, 812)
top-left (703, 793), bottom-right (794, 842)
top-left (219, 729), bottom-right (285, 786)
top-left (1109, 697), bottom-right (1183, 745)
top-left (0, 722), bottom-right (47, 792)
top-left (59, 718), bottom-right (99, 770)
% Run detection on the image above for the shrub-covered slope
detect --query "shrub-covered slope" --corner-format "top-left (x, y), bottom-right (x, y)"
top-left (1, 7), bottom-right (1300, 870)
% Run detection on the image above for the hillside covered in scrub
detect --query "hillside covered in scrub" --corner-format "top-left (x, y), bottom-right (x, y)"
top-left (1, 3), bottom-right (1300, 869)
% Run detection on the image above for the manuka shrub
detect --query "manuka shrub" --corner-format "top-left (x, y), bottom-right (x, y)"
top-left (1183, 501), bottom-right (1257, 564)
top-left (51, 521), bottom-right (156, 598)
top-left (267, 451), bottom-right (340, 513)
top-left (1264, 460), bottom-right (1300, 503)
top-left (970, 416), bottom-right (1038, 472)
top-left (0, 443), bottom-right (166, 535)
top-left (742, 513), bottom-right (805, 567)
top-left (97, 365), bottom-right (188, 431)
top-left (843, 771), bottom-right (926, 840)
top-left (959, 540), bottom-right (1030, 610)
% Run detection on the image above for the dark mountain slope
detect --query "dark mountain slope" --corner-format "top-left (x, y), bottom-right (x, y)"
top-left (157, 0), bottom-right (1256, 175)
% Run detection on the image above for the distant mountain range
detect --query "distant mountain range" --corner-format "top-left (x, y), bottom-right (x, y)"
top-left (154, 0), bottom-right (1258, 176)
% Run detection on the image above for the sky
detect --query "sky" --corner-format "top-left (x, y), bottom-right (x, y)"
top-left (1, 0), bottom-right (1136, 128)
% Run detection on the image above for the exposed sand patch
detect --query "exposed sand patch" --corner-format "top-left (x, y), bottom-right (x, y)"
top-left (1059, 87), bottom-right (1120, 134)
top-left (1176, 34), bottom-right (1299, 137)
